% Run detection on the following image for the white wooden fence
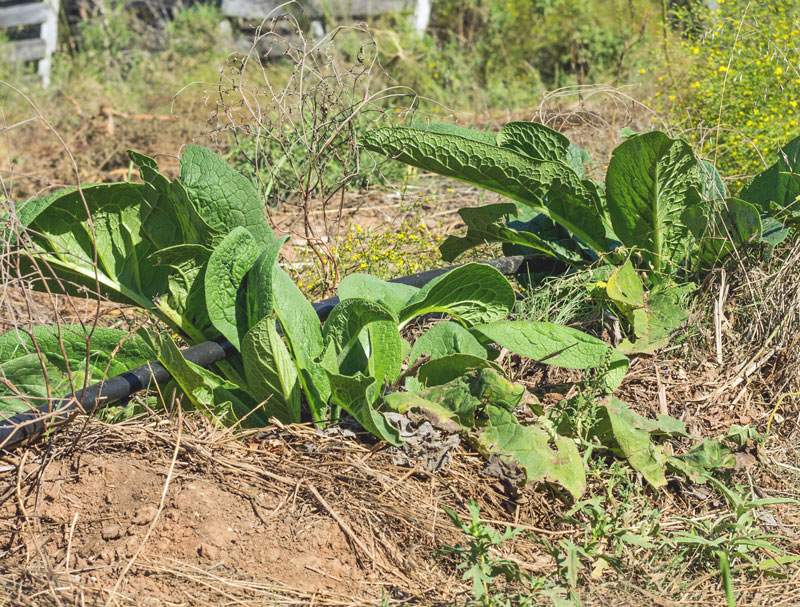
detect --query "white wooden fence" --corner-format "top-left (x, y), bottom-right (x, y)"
top-left (221, 0), bottom-right (431, 36)
top-left (0, 0), bottom-right (60, 86)
top-left (1, 0), bottom-right (429, 87)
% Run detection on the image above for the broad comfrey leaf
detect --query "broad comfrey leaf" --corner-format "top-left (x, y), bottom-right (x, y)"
top-left (180, 145), bottom-right (275, 245)
top-left (0, 325), bottom-right (153, 416)
top-left (471, 321), bottom-right (629, 392)
top-left (399, 263), bottom-right (515, 326)
top-left (361, 127), bottom-right (609, 254)
top-left (606, 131), bottom-right (702, 274)
top-left (241, 315), bottom-right (301, 424)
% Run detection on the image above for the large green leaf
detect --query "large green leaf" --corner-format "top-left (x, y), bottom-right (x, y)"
top-left (739, 136), bottom-right (800, 215)
top-left (407, 321), bottom-right (487, 366)
top-left (590, 397), bottom-right (667, 488)
top-left (439, 203), bottom-right (587, 264)
top-left (399, 263), bottom-right (515, 326)
top-left (496, 121), bottom-right (571, 163)
top-left (245, 236), bottom-right (291, 327)
top-left (272, 268), bottom-right (329, 424)
top-left (321, 346), bottom-right (401, 445)
top-left (477, 405), bottom-right (586, 498)
top-left (471, 321), bottom-right (629, 392)
top-left (413, 353), bottom-right (503, 391)
top-left (362, 128), bottom-right (609, 253)
top-left (0, 325), bottom-right (153, 415)
top-left (411, 122), bottom-right (497, 145)
top-left (241, 315), bottom-right (301, 424)
top-left (21, 183), bottom-right (168, 308)
top-left (149, 244), bottom-right (215, 340)
top-left (179, 145), bottom-right (275, 245)
top-left (129, 150), bottom-right (222, 250)
top-left (337, 273), bottom-right (419, 316)
top-left (205, 226), bottom-right (264, 350)
top-left (605, 131), bottom-right (702, 274)
top-left (323, 298), bottom-right (402, 385)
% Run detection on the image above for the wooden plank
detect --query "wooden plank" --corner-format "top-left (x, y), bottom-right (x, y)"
top-left (38, 0), bottom-right (58, 86)
top-left (0, 2), bottom-right (49, 28)
top-left (9, 37), bottom-right (46, 61)
top-left (221, 0), bottom-right (417, 20)
top-left (221, 0), bottom-right (285, 19)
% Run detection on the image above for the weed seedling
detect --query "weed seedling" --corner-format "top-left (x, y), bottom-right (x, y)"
top-left (436, 500), bottom-right (525, 605)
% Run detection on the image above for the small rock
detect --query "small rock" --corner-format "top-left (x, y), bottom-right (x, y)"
top-left (101, 523), bottom-right (122, 540)
top-left (132, 505), bottom-right (158, 526)
top-left (124, 536), bottom-right (139, 558)
top-left (198, 542), bottom-right (219, 561)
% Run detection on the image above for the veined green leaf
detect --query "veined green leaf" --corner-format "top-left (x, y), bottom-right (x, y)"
top-left (323, 299), bottom-right (402, 389)
top-left (129, 150), bottom-right (222, 250)
top-left (21, 183), bottom-right (170, 308)
top-left (407, 321), bottom-right (487, 366)
top-left (246, 236), bottom-right (290, 327)
top-left (739, 136), bottom-right (800, 214)
top-left (180, 145), bottom-right (275, 245)
top-left (471, 321), bottom-right (628, 392)
top-left (205, 226), bottom-right (264, 350)
top-left (0, 325), bottom-right (153, 416)
top-left (496, 121), bottom-right (571, 163)
top-left (361, 128), bottom-right (609, 253)
top-left (272, 268), bottom-right (328, 424)
top-left (477, 405), bottom-right (586, 498)
top-left (413, 353), bottom-right (503, 391)
top-left (410, 122), bottom-right (497, 145)
top-left (149, 244), bottom-right (215, 340)
top-left (338, 273), bottom-right (419, 316)
top-left (241, 315), bottom-right (301, 423)
top-left (399, 263), bottom-right (515, 326)
top-left (606, 131), bottom-right (702, 274)
top-left (321, 346), bottom-right (401, 445)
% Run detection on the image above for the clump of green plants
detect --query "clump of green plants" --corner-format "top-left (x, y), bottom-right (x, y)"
top-left (659, 0), bottom-right (800, 178)
top-left (436, 500), bottom-right (532, 606)
top-left (1, 144), bottom-right (639, 495)
top-left (672, 478), bottom-right (798, 607)
top-left (362, 121), bottom-right (797, 353)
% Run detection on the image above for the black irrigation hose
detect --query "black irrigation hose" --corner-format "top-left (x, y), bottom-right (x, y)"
top-left (0, 256), bottom-right (543, 451)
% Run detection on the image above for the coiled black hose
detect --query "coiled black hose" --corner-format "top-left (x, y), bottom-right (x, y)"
top-left (0, 256), bottom-right (541, 451)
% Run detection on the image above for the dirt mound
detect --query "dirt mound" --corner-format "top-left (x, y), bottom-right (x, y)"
top-left (0, 419), bottom-right (523, 606)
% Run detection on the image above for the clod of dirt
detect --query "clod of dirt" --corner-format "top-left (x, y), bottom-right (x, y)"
top-left (133, 505), bottom-right (159, 525)
top-left (198, 542), bottom-right (220, 561)
top-left (101, 523), bottom-right (122, 540)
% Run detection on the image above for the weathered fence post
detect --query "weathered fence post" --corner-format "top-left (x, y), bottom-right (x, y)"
top-left (38, 0), bottom-right (59, 86)
top-left (0, 0), bottom-right (60, 86)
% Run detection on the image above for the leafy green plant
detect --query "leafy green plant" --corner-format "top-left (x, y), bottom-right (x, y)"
top-left (1, 145), bottom-right (637, 489)
top-left (672, 478), bottom-right (798, 607)
top-left (437, 499), bottom-right (526, 605)
top-left (363, 122), bottom-right (798, 350)
top-left (660, 0), bottom-right (800, 179)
